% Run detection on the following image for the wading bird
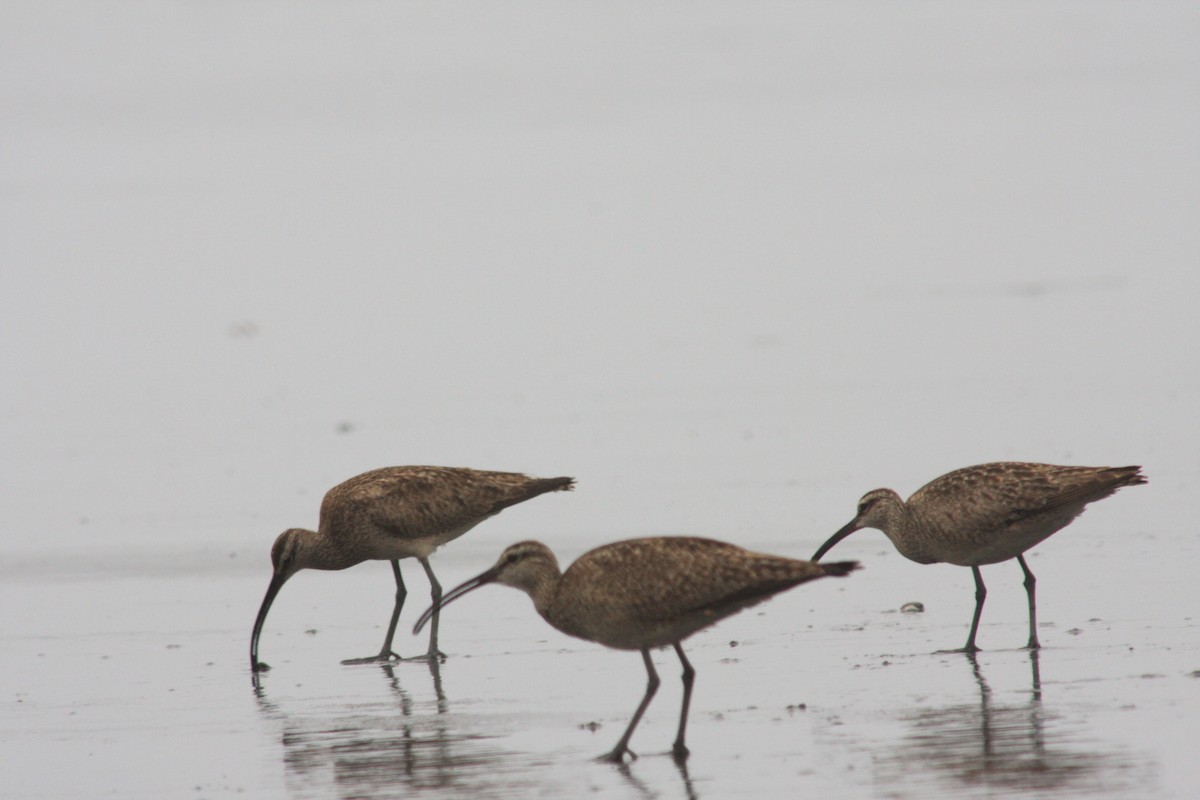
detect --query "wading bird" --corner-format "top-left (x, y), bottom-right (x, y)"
top-left (250, 466), bottom-right (573, 672)
top-left (812, 462), bottom-right (1145, 651)
top-left (414, 536), bottom-right (859, 762)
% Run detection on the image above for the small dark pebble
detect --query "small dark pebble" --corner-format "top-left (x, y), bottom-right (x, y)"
top-left (167, 644), bottom-right (182, 649)
top-left (305, 629), bottom-right (318, 636)
top-left (785, 703), bottom-right (808, 714)
top-left (1188, 670), bottom-right (1200, 678)
top-left (579, 721), bottom-right (601, 732)
top-left (729, 640), bottom-right (739, 647)
top-left (1067, 628), bottom-right (1083, 636)
top-left (900, 602), bottom-right (924, 613)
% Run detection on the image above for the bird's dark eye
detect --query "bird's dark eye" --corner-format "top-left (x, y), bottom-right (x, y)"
top-left (504, 552), bottom-right (520, 564)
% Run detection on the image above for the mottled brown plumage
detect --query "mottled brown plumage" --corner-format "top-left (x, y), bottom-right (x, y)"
top-left (413, 536), bottom-right (859, 762)
top-left (812, 462), bottom-right (1145, 651)
top-left (250, 466), bottom-right (574, 672)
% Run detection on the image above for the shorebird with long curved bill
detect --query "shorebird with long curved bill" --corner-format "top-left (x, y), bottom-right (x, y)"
top-left (413, 536), bottom-right (859, 762)
top-left (811, 462), bottom-right (1145, 652)
top-left (250, 466), bottom-right (573, 672)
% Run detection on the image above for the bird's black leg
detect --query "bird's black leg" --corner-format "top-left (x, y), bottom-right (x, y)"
top-left (936, 566), bottom-right (987, 654)
top-left (936, 566), bottom-right (993, 652)
top-left (601, 648), bottom-right (660, 763)
top-left (404, 557), bottom-right (447, 662)
top-left (1017, 554), bottom-right (1040, 650)
top-left (671, 643), bottom-right (696, 761)
top-left (342, 560), bottom-right (405, 665)
top-left (960, 566), bottom-right (987, 653)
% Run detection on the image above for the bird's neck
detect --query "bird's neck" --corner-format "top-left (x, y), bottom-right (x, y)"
top-left (296, 528), bottom-right (359, 571)
top-left (520, 563), bottom-right (564, 622)
top-left (878, 498), bottom-right (911, 534)
top-left (879, 502), bottom-right (936, 564)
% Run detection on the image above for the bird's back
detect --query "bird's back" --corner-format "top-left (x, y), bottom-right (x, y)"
top-left (319, 466), bottom-right (573, 559)
top-left (545, 537), bottom-right (852, 650)
top-left (908, 462), bottom-right (1145, 565)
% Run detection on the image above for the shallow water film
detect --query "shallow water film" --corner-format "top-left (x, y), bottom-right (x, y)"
top-left (2, 2), bottom-right (1198, 798)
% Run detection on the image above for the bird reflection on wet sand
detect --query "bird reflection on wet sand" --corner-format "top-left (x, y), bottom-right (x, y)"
top-left (251, 656), bottom-right (708, 799)
top-left (616, 757), bottom-right (699, 800)
top-left (876, 651), bottom-right (1152, 796)
top-left (380, 660), bottom-right (448, 716)
top-left (252, 661), bottom-right (526, 799)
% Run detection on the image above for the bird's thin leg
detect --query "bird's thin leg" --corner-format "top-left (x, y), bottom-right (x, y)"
top-left (601, 648), bottom-right (660, 763)
top-left (961, 566), bottom-right (987, 653)
top-left (671, 643), bottom-right (696, 761)
top-left (403, 557), bottom-right (447, 662)
top-left (1017, 555), bottom-right (1040, 650)
top-left (379, 560), bottom-right (407, 656)
top-left (342, 560), bottom-right (405, 665)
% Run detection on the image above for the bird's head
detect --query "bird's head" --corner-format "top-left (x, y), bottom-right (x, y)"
top-left (412, 540), bottom-right (560, 634)
top-left (812, 488), bottom-right (902, 561)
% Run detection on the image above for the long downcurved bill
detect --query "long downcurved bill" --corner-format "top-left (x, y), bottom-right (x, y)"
top-left (811, 519), bottom-right (861, 562)
top-left (412, 565), bottom-right (501, 635)
top-left (250, 572), bottom-right (288, 672)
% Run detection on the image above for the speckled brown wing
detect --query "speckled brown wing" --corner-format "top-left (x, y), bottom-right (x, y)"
top-left (319, 466), bottom-right (572, 540)
top-left (1014, 465), bottom-right (1145, 515)
top-left (911, 462), bottom-right (1144, 541)
top-left (552, 537), bottom-right (831, 648)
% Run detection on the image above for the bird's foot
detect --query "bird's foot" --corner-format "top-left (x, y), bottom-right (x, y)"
top-left (251, 661), bottom-right (271, 673)
top-left (401, 650), bottom-right (447, 664)
top-left (935, 645), bottom-right (981, 655)
top-left (340, 651), bottom-right (401, 666)
top-left (672, 743), bottom-right (690, 762)
top-left (598, 747), bottom-right (636, 764)
top-left (1023, 639), bottom-right (1042, 651)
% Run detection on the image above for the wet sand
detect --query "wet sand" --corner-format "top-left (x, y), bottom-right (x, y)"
top-left (2, 514), bottom-right (1196, 798)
